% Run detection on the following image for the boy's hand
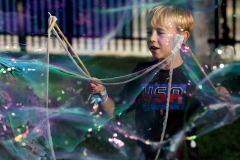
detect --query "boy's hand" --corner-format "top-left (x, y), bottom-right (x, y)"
top-left (87, 78), bottom-right (108, 115)
top-left (87, 78), bottom-right (105, 94)
top-left (215, 86), bottom-right (235, 117)
top-left (215, 86), bottom-right (231, 102)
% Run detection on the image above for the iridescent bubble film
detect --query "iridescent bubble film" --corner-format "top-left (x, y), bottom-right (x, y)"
top-left (0, 0), bottom-right (240, 160)
top-left (0, 36), bottom-right (239, 159)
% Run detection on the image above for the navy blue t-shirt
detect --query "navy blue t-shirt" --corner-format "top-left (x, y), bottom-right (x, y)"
top-left (116, 60), bottom-right (202, 159)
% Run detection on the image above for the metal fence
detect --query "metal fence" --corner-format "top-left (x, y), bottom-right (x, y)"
top-left (0, 0), bottom-right (153, 38)
top-left (0, 0), bottom-right (240, 60)
top-left (0, 0), bottom-right (155, 56)
top-left (0, 34), bottom-right (151, 57)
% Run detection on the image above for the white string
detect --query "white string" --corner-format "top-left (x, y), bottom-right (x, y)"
top-left (46, 27), bottom-right (174, 85)
top-left (46, 14), bottom-right (57, 160)
top-left (44, 15), bottom-right (178, 86)
top-left (73, 55), bottom-right (173, 85)
top-left (51, 27), bottom-right (90, 77)
top-left (47, 15), bottom-right (184, 160)
top-left (44, 16), bottom-right (183, 87)
top-left (155, 34), bottom-right (184, 160)
top-left (154, 54), bottom-right (175, 160)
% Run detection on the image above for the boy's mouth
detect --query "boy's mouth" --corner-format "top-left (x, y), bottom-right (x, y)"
top-left (150, 46), bottom-right (159, 52)
top-left (150, 46), bottom-right (159, 49)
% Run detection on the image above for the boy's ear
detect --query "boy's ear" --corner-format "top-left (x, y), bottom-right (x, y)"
top-left (181, 31), bottom-right (190, 42)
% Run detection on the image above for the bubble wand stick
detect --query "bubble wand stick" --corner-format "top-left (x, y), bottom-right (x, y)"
top-left (48, 13), bottom-right (91, 78)
top-left (53, 24), bottom-right (91, 77)
top-left (48, 14), bottom-right (106, 115)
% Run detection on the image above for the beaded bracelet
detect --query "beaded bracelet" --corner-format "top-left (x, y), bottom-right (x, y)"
top-left (99, 89), bottom-right (108, 104)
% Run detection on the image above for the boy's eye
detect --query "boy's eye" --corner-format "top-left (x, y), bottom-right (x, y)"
top-left (157, 31), bottom-right (164, 35)
top-left (146, 31), bottom-right (152, 35)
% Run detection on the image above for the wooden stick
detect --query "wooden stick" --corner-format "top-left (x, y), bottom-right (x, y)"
top-left (54, 23), bottom-right (91, 77)
top-left (184, 43), bottom-right (217, 92)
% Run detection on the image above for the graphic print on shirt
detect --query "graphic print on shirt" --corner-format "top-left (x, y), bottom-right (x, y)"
top-left (142, 84), bottom-right (187, 110)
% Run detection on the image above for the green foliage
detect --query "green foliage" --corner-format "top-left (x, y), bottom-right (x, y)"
top-left (196, 118), bottom-right (240, 160)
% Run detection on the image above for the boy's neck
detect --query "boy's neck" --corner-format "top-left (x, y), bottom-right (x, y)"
top-left (158, 52), bottom-right (183, 70)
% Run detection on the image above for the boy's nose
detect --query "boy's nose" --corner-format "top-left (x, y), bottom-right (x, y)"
top-left (150, 33), bottom-right (157, 42)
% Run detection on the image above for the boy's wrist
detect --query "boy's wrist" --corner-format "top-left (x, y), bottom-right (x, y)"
top-left (99, 88), bottom-right (108, 104)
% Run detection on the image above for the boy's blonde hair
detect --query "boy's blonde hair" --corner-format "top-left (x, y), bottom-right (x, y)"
top-left (147, 5), bottom-right (194, 34)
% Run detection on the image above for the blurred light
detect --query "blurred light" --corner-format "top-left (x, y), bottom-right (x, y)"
top-left (14, 134), bottom-right (23, 142)
top-left (88, 128), bottom-right (92, 132)
top-left (190, 140), bottom-right (197, 148)
top-left (83, 149), bottom-right (87, 156)
top-left (217, 49), bottom-right (222, 54)
top-left (186, 135), bottom-right (197, 140)
top-left (108, 138), bottom-right (124, 147)
top-left (219, 64), bottom-right (224, 68)
top-left (145, 140), bottom-right (150, 145)
top-left (198, 85), bottom-right (202, 89)
top-left (3, 125), bottom-right (7, 131)
top-left (212, 66), bottom-right (217, 70)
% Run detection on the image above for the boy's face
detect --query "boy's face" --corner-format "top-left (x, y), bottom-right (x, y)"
top-left (146, 23), bottom-right (179, 60)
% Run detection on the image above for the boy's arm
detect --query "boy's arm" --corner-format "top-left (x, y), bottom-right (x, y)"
top-left (87, 81), bottom-right (115, 117)
top-left (99, 97), bottom-right (115, 117)
top-left (87, 63), bottom-right (144, 117)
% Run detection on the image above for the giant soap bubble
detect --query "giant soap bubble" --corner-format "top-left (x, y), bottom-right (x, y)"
top-left (0, 0), bottom-right (239, 160)
top-left (0, 34), bottom-right (239, 160)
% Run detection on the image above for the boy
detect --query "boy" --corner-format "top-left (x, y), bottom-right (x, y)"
top-left (87, 4), bottom-right (230, 160)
